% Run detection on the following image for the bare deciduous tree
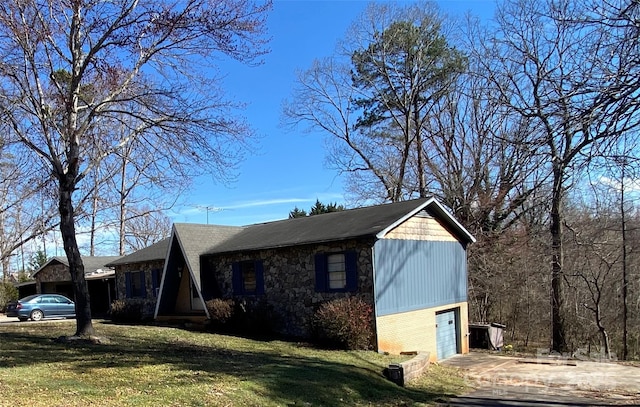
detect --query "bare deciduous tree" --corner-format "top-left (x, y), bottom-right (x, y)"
top-left (471, 0), bottom-right (640, 352)
top-left (0, 144), bottom-right (57, 279)
top-left (565, 210), bottom-right (620, 359)
top-left (0, 0), bottom-right (271, 337)
top-left (121, 208), bottom-right (172, 252)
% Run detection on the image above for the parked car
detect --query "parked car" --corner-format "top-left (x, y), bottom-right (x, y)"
top-left (6, 294), bottom-right (76, 321)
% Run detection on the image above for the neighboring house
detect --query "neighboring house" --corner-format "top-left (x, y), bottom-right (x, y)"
top-left (154, 198), bottom-right (475, 361)
top-left (32, 256), bottom-right (122, 315)
top-left (106, 238), bottom-right (170, 316)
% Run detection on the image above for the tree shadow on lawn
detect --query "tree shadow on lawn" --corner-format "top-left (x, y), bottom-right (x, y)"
top-left (0, 328), bottom-right (455, 405)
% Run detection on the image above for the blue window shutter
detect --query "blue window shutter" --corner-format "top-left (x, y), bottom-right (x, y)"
top-left (232, 262), bottom-right (242, 295)
top-left (315, 253), bottom-right (327, 292)
top-left (125, 272), bottom-right (132, 298)
top-left (140, 271), bottom-right (147, 298)
top-left (345, 251), bottom-right (358, 292)
top-left (255, 261), bottom-right (265, 295)
top-left (151, 269), bottom-right (160, 297)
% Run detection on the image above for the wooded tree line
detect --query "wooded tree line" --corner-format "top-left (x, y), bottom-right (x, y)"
top-left (284, 0), bottom-right (640, 358)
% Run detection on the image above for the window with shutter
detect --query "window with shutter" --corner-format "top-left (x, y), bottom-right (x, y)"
top-left (232, 260), bottom-right (264, 295)
top-left (125, 271), bottom-right (146, 298)
top-left (315, 251), bottom-right (358, 293)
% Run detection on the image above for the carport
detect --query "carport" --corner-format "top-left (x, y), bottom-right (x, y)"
top-left (32, 255), bottom-right (121, 316)
top-left (15, 280), bottom-right (37, 299)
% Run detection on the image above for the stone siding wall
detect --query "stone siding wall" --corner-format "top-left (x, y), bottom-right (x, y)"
top-left (35, 264), bottom-right (70, 292)
top-left (384, 215), bottom-right (458, 242)
top-left (113, 261), bottom-right (164, 318)
top-left (114, 260), bottom-right (164, 300)
top-left (204, 238), bottom-right (376, 337)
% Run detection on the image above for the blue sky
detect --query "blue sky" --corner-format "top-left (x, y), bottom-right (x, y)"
top-left (171, 0), bottom-right (497, 226)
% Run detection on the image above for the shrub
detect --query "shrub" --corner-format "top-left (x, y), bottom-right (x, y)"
top-left (0, 282), bottom-right (18, 312)
top-left (231, 298), bottom-right (277, 336)
top-left (205, 298), bottom-right (234, 325)
top-left (313, 297), bottom-right (374, 350)
top-left (109, 298), bottom-right (153, 322)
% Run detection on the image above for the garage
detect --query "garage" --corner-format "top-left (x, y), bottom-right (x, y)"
top-left (436, 308), bottom-right (459, 360)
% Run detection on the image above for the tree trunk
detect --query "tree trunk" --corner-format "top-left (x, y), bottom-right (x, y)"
top-left (620, 160), bottom-right (628, 360)
top-left (595, 304), bottom-right (611, 360)
top-left (58, 2), bottom-right (94, 338)
top-left (550, 164), bottom-right (567, 353)
top-left (414, 98), bottom-right (426, 198)
top-left (90, 182), bottom-right (98, 256)
top-left (59, 176), bottom-right (94, 337)
top-left (119, 153), bottom-right (127, 256)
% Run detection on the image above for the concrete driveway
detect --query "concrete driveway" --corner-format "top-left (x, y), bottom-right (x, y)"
top-left (0, 313), bottom-right (74, 324)
top-left (441, 352), bottom-right (640, 405)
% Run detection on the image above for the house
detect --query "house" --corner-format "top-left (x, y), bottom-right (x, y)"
top-left (154, 198), bottom-right (475, 361)
top-left (31, 255), bottom-right (122, 315)
top-left (106, 238), bottom-right (170, 316)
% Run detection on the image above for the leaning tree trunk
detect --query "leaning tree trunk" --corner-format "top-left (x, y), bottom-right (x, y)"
top-left (595, 305), bottom-right (611, 360)
top-left (56, 2), bottom-right (94, 338)
top-left (59, 175), bottom-right (95, 337)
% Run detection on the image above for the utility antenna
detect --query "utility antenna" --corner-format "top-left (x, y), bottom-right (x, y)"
top-left (195, 205), bottom-right (224, 224)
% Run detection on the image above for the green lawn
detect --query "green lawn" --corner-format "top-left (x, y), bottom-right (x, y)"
top-left (0, 320), bottom-right (467, 406)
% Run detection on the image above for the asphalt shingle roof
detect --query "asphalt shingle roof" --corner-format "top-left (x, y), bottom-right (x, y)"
top-left (32, 255), bottom-right (123, 277)
top-left (203, 198), bottom-right (474, 255)
top-left (172, 224), bottom-right (245, 281)
top-left (107, 238), bottom-right (170, 266)
top-left (113, 198), bottom-right (475, 270)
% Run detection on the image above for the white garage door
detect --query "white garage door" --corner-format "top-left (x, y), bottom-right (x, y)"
top-left (436, 309), bottom-right (459, 360)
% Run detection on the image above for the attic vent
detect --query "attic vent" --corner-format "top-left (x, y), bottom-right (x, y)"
top-left (415, 209), bottom-right (433, 218)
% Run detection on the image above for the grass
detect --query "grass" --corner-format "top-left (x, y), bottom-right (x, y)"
top-left (0, 320), bottom-right (468, 406)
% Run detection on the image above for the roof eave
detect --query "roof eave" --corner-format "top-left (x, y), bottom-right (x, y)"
top-left (205, 233), bottom-right (380, 256)
top-left (107, 257), bottom-right (165, 267)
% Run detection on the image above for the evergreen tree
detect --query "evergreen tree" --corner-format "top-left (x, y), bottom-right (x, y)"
top-left (288, 207), bottom-right (308, 219)
top-left (289, 200), bottom-right (345, 218)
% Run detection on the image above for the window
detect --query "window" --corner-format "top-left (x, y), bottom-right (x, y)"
top-left (327, 253), bottom-right (346, 290)
top-left (241, 261), bottom-right (257, 292)
top-left (232, 260), bottom-right (264, 295)
top-left (125, 271), bottom-right (146, 298)
top-left (315, 251), bottom-right (358, 293)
